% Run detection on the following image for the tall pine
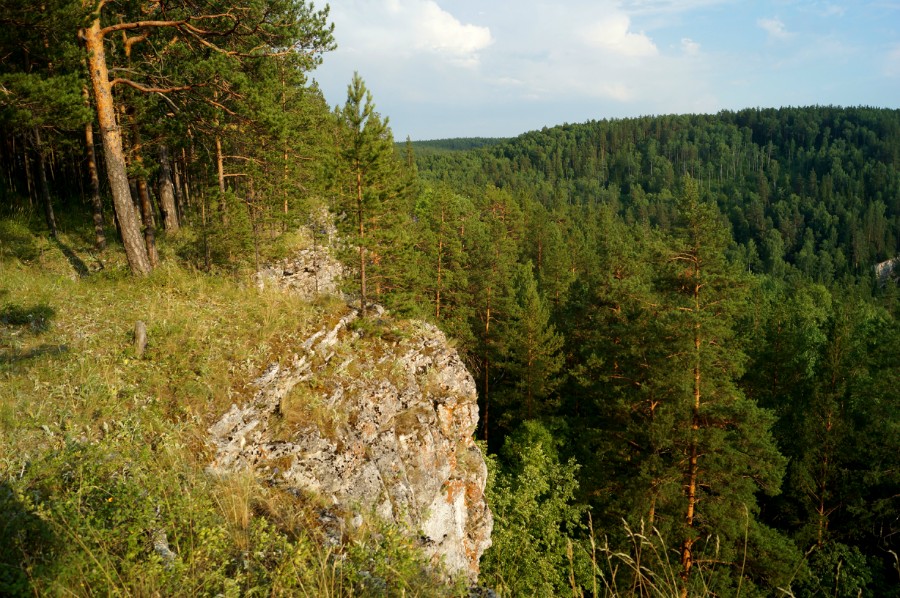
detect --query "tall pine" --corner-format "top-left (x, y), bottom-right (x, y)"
top-left (335, 72), bottom-right (398, 316)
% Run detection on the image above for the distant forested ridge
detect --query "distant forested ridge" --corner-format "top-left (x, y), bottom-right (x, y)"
top-left (406, 137), bottom-right (508, 153)
top-left (417, 106), bottom-right (900, 286)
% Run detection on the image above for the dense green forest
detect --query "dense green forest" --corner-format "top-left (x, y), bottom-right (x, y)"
top-left (406, 107), bottom-right (900, 596)
top-left (1, 1), bottom-right (899, 595)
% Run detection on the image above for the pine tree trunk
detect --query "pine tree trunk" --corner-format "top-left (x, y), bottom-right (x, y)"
top-left (815, 413), bottom-right (833, 548)
top-left (180, 143), bottom-right (192, 213)
top-left (157, 145), bottom-right (179, 232)
top-left (436, 205), bottom-right (444, 320)
top-left (82, 17), bottom-right (151, 274)
top-left (215, 135), bottom-right (226, 196)
top-left (280, 63), bottom-right (289, 219)
top-left (172, 157), bottom-right (185, 222)
top-left (83, 88), bottom-right (106, 250)
top-left (33, 128), bottom-right (57, 238)
top-left (215, 133), bottom-right (228, 225)
top-left (680, 267), bottom-right (702, 598)
top-left (201, 190), bottom-right (211, 271)
top-left (248, 179), bottom-right (260, 273)
top-left (482, 356), bottom-right (490, 444)
top-left (357, 167), bottom-right (367, 316)
top-left (136, 176), bottom-right (159, 267)
top-left (482, 285), bottom-right (493, 443)
top-left (130, 124), bottom-right (159, 267)
top-left (22, 135), bottom-right (36, 207)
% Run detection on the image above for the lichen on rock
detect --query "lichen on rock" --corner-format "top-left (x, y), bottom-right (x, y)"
top-left (207, 304), bottom-right (492, 582)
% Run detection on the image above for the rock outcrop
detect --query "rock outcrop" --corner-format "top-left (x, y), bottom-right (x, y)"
top-left (255, 210), bottom-right (344, 300)
top-left (208, 305), bottom-right (492, 581)
top-left (875, 256), bottom-right (900, 285)
top-left (254, 242), bottom-right (344, 300)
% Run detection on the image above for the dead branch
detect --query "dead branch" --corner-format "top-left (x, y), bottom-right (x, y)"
top-left (110, 78), bottom-right (194, 94)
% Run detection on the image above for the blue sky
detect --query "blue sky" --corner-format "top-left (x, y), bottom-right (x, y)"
top-left (311, 1), bottom-right (900, 140)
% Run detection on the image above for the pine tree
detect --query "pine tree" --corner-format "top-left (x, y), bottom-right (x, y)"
top-left (412, 183), bottom-right (475, 344)
top-left (335, 72), bottom-right (398, 316)
top-left (524, 199), bottom-right (576, 308)
top-left (495, 263), bottom-right (564, 424)
top-left (576, 179), bottom-right (798, 595)
top-left (466, 185), bottom-right (523, 443)
top-left (78, 0), bottom-right (334, 275)
top-left (659, 176), bottom-right (794, 596)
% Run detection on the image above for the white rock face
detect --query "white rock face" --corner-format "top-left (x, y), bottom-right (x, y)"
top-left (208, 307), bottom-right (492, 581)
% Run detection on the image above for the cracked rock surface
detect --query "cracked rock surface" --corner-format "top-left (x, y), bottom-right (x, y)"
top-left (208, 306), bottom-right (492, 581)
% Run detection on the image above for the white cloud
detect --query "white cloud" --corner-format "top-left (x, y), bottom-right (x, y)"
top-left (681, 37), bottom-right (701, 55)
top-left (312, 0), bottom-right (898, 139)
top-left (581, 14), bottom-right (658, 57)
top-left (327, 0), bottom-right (492, 66)
top-left (758, 17), bottom-right (791, 40)
top-left (411, 1), bottom-right (493, 65)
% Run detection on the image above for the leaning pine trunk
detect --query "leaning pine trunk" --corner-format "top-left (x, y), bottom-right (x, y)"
top-left (82, 17), bottom-right (151, 274)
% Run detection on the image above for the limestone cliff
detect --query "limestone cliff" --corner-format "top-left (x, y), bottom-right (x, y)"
top-left (207, 304), bottom-right (492, 581)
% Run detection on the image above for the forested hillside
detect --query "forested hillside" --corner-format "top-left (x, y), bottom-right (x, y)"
top-left (1, 2), bottom-right (898, 594)
top-left (402, 107), bottom-right (900, 596)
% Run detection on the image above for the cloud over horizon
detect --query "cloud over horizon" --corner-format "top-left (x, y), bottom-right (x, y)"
top-left (581, 14), bottom-right (659, 58)
top-left (329, 0), bottom-right (492, 65)
top-left (313, 1), bottom-right (899, 139)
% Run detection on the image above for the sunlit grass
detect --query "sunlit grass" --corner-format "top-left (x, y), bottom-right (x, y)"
top-left (0, 218), bottom-right (458, 596)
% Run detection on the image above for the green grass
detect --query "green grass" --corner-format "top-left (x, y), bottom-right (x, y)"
top-left (0, 215), bottom-right (461, 597)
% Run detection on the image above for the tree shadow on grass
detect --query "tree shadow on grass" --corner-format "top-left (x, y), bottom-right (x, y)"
top-left (0, 344), bottom-right (69, 365)
top-left (0, 481), bottom-right (57, 596)
top-left (53, 239), bottom-right (90, 277)
top-left (0, 303), bottom-right (68, 365)
top-left (0, 304), bottom-right (55, 334)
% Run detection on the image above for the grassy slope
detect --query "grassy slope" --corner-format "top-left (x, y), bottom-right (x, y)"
top-left (0, 214), bottom-right (457, 597)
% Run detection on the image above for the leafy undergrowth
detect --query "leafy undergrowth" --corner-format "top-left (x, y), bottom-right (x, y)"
top-left (0, 215), bottom-right (460, 597)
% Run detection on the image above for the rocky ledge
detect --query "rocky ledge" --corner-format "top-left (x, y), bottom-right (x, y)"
top-left (207, 305), bottom-right (492, 581)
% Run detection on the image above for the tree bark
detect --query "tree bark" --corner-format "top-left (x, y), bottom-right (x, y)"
top-left (33, 128), bottom-right (57, 238)
top-left (157, 144), bottom-right (179, 232)
top-left (215, 133), bottom-right (229, 225)
top-left (82, 17), bottom-right (152, 274)
top-left (83, 88), bottom-right (106, 250)
top-left (130, 122), bottom-right (160, 267)
top-left (680, 263), bottom-right (702, 598)
top-left (23, 139), bottom-right (35, 208)
top-left (356, 167), bottom-right (367, 316)
top-left (172, 152), bottom-right (185, 222)
top-left (136, 175), bottom-right (160, 267)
